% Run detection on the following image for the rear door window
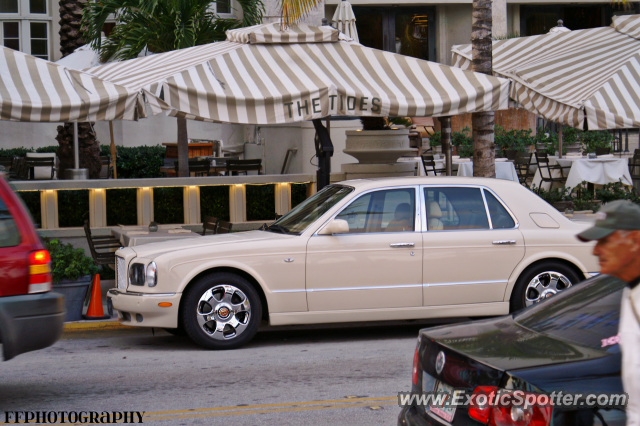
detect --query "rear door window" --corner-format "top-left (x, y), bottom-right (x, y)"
top-left (0, 196), bottom-right (21, 247)
top-left (424, 187), bottom-right (489, 230)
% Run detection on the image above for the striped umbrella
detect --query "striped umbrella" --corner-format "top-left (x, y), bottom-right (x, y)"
top-left (86, 23), bottom-right (510, 125)
top-left (451, 14), bottom-right (640, 130)
top-left (332, 1), bottom-right (359, 43)
top-left (0, 45), bottom-right (151, 122)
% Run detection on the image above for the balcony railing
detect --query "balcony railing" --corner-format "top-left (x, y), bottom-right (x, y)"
top-left (11, 174), bottom-right (316, 230)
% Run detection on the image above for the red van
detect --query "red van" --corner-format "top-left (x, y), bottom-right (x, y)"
top-left (0, 174), bottom-right (64, 361)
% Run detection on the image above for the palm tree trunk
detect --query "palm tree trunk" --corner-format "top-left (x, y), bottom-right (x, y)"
top-left (177, 117), bottom-right (190, 177)
top-left (471, 0), bottom-right (495, 178)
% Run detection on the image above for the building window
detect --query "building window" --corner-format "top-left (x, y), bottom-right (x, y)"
top-left (0, 0), bottom-right (18, 13)
top-left (520, 5), bottom-right (614, 36)
top-left (2, 21), bottom-right (20, 50)
top-left (30, 21), bottom-right (47, 59)
top-left (353, 7), bottom-right (435, 62)
top-left (216, 0), bottom-right (231, 14)
top-left (29, 0), bottom-right (46, 14)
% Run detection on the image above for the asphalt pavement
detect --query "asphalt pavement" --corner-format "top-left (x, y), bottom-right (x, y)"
top-left (0, 319), bottom-right (463, 425)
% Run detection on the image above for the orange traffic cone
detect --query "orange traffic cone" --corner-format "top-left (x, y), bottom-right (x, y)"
top-left (83, 275), bottom-right (110, 320)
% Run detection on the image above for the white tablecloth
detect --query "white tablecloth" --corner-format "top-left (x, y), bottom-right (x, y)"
top-left (112, 227), bottom-right (201, 247)
top-left (456, 161), bottom-right (519, 182)
top-left (532, 157), bottom-right (633, 190)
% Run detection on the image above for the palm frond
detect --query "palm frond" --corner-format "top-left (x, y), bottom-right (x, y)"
top-left (279, 0), bottom-right (323, 28)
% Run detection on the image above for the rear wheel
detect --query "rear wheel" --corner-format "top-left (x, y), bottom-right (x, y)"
top-left (510, 261), bottom-right (582, 312)
top-left (182, 273), bottom-right (262, 350)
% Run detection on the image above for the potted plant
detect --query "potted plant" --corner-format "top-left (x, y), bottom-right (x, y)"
top-left (45, 239), bottom-right (99, 322)
top-left (580, 130), bottom-right (614, 154)
top-left (452, 127), bottom-right (473, 158)
top-left (532, 185), bottom-right (574, 211)
top-left (494, 125), bottom-right (532, 157)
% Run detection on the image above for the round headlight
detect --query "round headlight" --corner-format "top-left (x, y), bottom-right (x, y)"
top-left (146, 261), bottom-right (157, 287)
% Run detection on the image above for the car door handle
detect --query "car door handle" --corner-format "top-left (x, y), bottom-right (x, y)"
top-left (492, 240), bottom-right (517, 245)
top-left (390, 243), bottom-right (415, 248)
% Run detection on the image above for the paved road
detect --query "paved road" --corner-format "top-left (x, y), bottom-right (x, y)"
top-left (0, 319), bottom-right (463, 425)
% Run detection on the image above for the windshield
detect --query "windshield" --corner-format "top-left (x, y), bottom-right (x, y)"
top-left (515, 275), bottom-right (626, 351)
top-left (266, 185), bottom-right (354, 234)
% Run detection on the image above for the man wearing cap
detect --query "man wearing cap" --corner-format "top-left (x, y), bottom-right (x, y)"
top-left (577, 200), bottom-right (640, 426)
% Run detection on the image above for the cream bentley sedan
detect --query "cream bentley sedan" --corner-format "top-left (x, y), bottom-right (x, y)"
top-left (108, 177), bottom-right (599, 349)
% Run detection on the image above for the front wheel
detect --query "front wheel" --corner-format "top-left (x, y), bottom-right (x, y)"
top-left (510, 261), bottom-right (582, 312)
top-left (182, 273), bottom-right (262, 350)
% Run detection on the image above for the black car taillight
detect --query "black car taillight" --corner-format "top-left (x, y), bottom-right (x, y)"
top-left (412, 344), bottom-right (419, 386)
top-left (468, 386), bottom-right (552, 426)
top-left (129, 264), bottom-right (145, 286)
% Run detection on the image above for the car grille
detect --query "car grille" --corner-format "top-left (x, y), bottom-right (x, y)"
top-left (116, 256), bottom-right (127, 290)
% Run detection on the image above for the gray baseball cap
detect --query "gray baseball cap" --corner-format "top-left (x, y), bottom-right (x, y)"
top-left (577, 200), bottom-right (640, 242)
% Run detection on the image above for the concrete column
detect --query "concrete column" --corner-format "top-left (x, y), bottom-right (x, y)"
top-left (306, 182), bottom-right (317, 198)
top-left (40, 190), bottom-right (58, 229)
top-left (136, 187), bottom-right (154, 226)
top-left (89, 189), bottom-right (107, 228)
top-left (436, 5), bottom-right (448, 65)
top-left (493, 0), bottom-right (508, 38)
top-left (183, 186), bottom-right (201, 225)
top-left (274, 183), bottom-right (292, 216)
top-left (229, 184), bottom-right (246, 223)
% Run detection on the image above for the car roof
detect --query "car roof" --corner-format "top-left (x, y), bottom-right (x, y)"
top-left (335, 176), bottom-right (524, 191)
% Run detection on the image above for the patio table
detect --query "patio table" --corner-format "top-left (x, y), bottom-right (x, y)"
top-left (531, 157), bottom-right (633, 190)
top-left (112, 227), bottom-right (201, 247)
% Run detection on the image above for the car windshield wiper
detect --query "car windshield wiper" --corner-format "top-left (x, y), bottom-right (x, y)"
top-left (265, 224), bottom-right (291, 234)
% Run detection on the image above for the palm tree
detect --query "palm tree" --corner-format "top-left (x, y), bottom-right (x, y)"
top-left (82, 0), bottom-right (264, 177)
top-left (471, 0), bottom-right (495, 178)
top-left (57, 0), bottom-right (102, 179)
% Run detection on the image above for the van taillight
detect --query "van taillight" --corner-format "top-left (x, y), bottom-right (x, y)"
top-left (28, 250), bottom-right (52, 294)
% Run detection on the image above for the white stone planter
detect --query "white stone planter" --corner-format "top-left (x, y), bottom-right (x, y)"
top-left (343, 129), bottom-right (415, 164)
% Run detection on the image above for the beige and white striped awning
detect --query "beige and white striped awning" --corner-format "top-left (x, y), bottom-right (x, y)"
top-left (86, 23), bottom-right (510, 125)
top-left (0, 46), bottom-right (148, 122)
top-left (451, 14), bottom-right (640, 130)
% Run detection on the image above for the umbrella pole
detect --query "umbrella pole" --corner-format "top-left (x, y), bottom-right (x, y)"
top-left (109, 121), bottom-right (117, 179)
top-left (74, 121), bottom-right (80, 170)
top-left (312, 119), bottom-right (334, 190)
top-left (558, 125), bottom-right (563, 159)
top-left (441, 116), bottom-right (453, 176)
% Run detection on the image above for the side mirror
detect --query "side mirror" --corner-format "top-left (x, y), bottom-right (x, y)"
top-left (319, 219), bottom-right (349, 235)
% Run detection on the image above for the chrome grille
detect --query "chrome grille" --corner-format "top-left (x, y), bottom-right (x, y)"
top-left (116, 256), bottom-right (127, 290)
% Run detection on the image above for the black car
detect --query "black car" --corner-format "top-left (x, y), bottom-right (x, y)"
top-left (399, 275), bottom-right (627, 426)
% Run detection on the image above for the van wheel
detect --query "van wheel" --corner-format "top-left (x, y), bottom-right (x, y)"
top-left (511, 261), bottom-right (581, 312)
top-left (182, 273), bottom-right (262, 350)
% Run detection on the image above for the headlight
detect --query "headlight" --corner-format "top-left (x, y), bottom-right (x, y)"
top-left (129, 263), bottom-right (145, 286)
top-left (146, 261), bottom-right (157, 287)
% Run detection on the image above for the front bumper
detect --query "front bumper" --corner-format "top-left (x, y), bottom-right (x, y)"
top-left (0, 292), bottom-right (65, 361)
top-left (107, 289), bottom-right (181, 329)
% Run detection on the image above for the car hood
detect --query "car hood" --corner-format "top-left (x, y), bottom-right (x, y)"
top-left (421, 315), bottom-right (607, 372)
top-left (130, 230), bottom-right (293, 259)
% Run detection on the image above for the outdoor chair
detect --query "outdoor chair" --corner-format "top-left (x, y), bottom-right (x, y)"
top-left (534, 152), bottom-right (570, 190)
top-left (595, 147), bottom-right (611, 156)
top-left (174, 159), bottom-right (210, 177)
top-left (216, 220), bottom-right (233, 234)
top-left (421, 155), bottom-right (445, 176)
top-left (630, 153), bottom-right (640, 184)
top-left (202, 215), bottom-right (219, 235)
top-left (226, 159), bottom-right (262, 175)
top-left (99, 156), bottom-right (114, 179)
top-left (8, 157), bottom-right (28, 180)
top-left (25, 157), bottom-right (55, 180)
top-left (515, 152), bottom-right (535, 185)
top-left (83, 220), bottom-right (122, 266)
top-left (0, 156), bottom-right (14, 172)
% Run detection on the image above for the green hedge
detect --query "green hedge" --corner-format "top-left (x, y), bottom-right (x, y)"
top-left (17, 191), bottom-right (41, 226)
top-left (57, 190), bottom-right (89, 227)
top-left (100, 145), bottom-right (165, 179)
top-left (291, 183), bottom-right (307, 208)
top-left (246, 184), bottom-right (276, 221)
top-left (200, 186), bottom-right (230, 221)
top-left (106, 189), bottom-right (137, 226)
top-left (154, 187), bottom-right (183, 224)
top-left (0, 146), bottom-right (59, 157)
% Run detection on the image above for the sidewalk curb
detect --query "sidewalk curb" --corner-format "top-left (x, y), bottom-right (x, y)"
top-left (63, 320), bottom-right (126, 332)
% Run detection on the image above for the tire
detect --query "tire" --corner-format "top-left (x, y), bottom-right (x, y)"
top-left (510, 261), bottom-right (582, 312)
top-left (181, 272), bottom-right (262, 350)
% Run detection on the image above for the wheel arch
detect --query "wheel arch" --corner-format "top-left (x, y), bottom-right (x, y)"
top-left (504, 255), bottom-right (588, 302)
top-left (179, 267), bottom-right (270, 324)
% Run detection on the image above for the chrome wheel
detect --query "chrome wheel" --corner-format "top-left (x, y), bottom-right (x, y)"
top-left (524, 272), bottom-right (572, 306)
top-left (196, 285), bottom-right (251, 340)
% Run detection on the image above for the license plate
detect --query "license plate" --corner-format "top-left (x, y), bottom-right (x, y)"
top-left (428, 381), bottom-right (456, 423)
